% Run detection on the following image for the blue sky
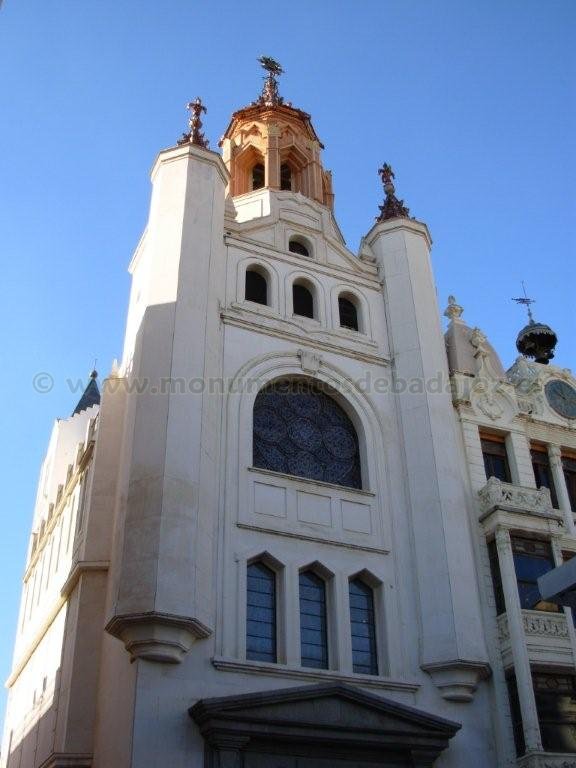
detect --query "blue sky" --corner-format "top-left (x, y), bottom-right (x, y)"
top-left (0, 0), bottom-right (574, 726)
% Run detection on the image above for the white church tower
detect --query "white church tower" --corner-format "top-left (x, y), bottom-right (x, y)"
top-left (3, 59), bottom-right (576, 768)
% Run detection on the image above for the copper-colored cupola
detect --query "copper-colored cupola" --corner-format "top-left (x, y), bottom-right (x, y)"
top-left (219, 57), bottom-right (334, 210)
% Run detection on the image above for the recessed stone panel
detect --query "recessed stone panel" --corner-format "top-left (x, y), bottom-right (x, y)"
top-left (341, 500), bottom-right (372, 534)
top-left (296, 491), bottom-right (332, 526)
top-left (254, 482), bottom-right (287, 518)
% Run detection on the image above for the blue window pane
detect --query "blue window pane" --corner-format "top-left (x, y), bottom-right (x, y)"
top-left (512, 537), bottom-right (558, 612)
top-left (246, 562), bottom-right (276, 663)
top-left (349, 579), bottom-right (378, 676)
top-left (299, 571), bottom-right (328, 669)
top-left (514, 553), bottom-right (554, 581)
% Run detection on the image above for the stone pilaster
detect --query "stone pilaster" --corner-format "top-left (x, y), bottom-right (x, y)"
top-left (106, 142), bottom-right (228, 663)
top-left (366, 216), bottom-right (490, 701)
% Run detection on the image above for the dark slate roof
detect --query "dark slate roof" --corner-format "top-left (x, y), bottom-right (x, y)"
top-left (72, 373), bottom-right (100, 416)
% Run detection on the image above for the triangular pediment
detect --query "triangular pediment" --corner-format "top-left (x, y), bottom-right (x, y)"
top-left (190, 682), bottom-right (460, 763)
top-left (192, 682), bottom-right (456, 735)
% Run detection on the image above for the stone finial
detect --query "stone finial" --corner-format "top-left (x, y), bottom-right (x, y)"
top-left (376, 163), bottom-right (411, 222)
top-left (177, 97), bottom-right (209, 148)
top-left (256, 55), bottom-right (284, 107)
top-left (444, 295), bottom-right (464, 322)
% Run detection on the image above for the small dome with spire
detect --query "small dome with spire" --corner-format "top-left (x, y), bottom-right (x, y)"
top-left (516, 321), bottom-right (558, 364)
top-left (512, 284), bottom-right (558, 365)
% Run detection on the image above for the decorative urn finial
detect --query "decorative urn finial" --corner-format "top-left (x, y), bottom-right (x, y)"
top-left (256, 55), bottom-right (284, 107)
top-left (377, 163), bottom-right (411, 221)
top-left (177, 97), bottom-right (209, 148)
top-left (444, 295), bottom-right (464, 322)
top-left (513, 283), bottom-right (557, 364)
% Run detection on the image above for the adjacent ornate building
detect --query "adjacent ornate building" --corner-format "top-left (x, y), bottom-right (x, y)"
top-left (2, 60), bottom-right (576, 768)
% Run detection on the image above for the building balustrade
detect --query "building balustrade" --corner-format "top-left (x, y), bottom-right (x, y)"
top-left (479, 477), bottom-right (554, 518)
top-left (497, 610), bottom-right (573, 669)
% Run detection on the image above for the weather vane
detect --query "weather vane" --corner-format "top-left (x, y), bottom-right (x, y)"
top-left (512, 281), bottom-right (535, 323)
top-left (256, 55), bottom-right (284, 107)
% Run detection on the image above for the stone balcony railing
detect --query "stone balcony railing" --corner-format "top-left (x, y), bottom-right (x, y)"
top-left (497, 610), bottom-right (573, 668)
top-left (516, 752), bottom-right (576, 768)
top-left (478, 477), bottom-right (557, 523)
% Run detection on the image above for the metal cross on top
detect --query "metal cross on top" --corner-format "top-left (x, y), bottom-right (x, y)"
top-left (512, 281), bottom-right (536, 323)
top-left (177, 97), bottom-right (209, 149)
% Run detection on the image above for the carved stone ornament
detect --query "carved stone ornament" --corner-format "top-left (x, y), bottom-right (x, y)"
top-left (544, 762), bottom-right (576, 768)
top-left (443, 295), bottom-right (464, 322)
top-left (421, 660), bottom-right (491, 703)
top-left (297, 348), bottom-right (322, 374)
top-left (523, 612), bottom-right (569, 638)
top-left (470, 327), bottom-right (488, 356)
top-left (508, 355), bottom-right (540, 391)
top-left (106, 611), bottom-right (211, 663)
top-left (471, 377), bottom-right (505, 421)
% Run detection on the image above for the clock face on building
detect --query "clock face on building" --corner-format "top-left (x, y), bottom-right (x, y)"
top-left (545, 379), bottom-right (576, 419)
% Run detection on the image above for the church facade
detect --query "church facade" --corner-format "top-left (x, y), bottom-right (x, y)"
top-left (2, 62), bottom-right (576, 768)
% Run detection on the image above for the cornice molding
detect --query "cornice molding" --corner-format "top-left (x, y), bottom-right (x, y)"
top-left (212, 656), bottom-right (419, 693)
top-left (224, 234), bottom-right (379, 284)
top-left (221, 308), bottom-right (389, 367)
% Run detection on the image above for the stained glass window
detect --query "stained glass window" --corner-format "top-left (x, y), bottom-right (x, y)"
top-left (253, 380), bottom-right (362, 489)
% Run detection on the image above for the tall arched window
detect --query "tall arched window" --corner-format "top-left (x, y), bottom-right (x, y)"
top-left (280, 163), bottom-right (292, 191)
top-left (338, 296), bottom-right (359, 331)
top-left (252, 163), bottom-right (265, 190)
top-left (349, 579), bottom-right (378, 675)
top-left (246, 561), bottom-right (276, 663)
top-left (293, 282), bottom-right (314, 318)
top-left (245, 268), bottom-right (268, 305)
top-left (252, 379), bottom-right (362, 489)
top-left (299, 570), bottom-right (328, 669)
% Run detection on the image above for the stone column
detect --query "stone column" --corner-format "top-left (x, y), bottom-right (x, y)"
top-left (549, 445), bottom-right (574, 534)
top-left (507, 431), bottom-right (535, 487)
top-left (495, 527), bottom-right (542, 752)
